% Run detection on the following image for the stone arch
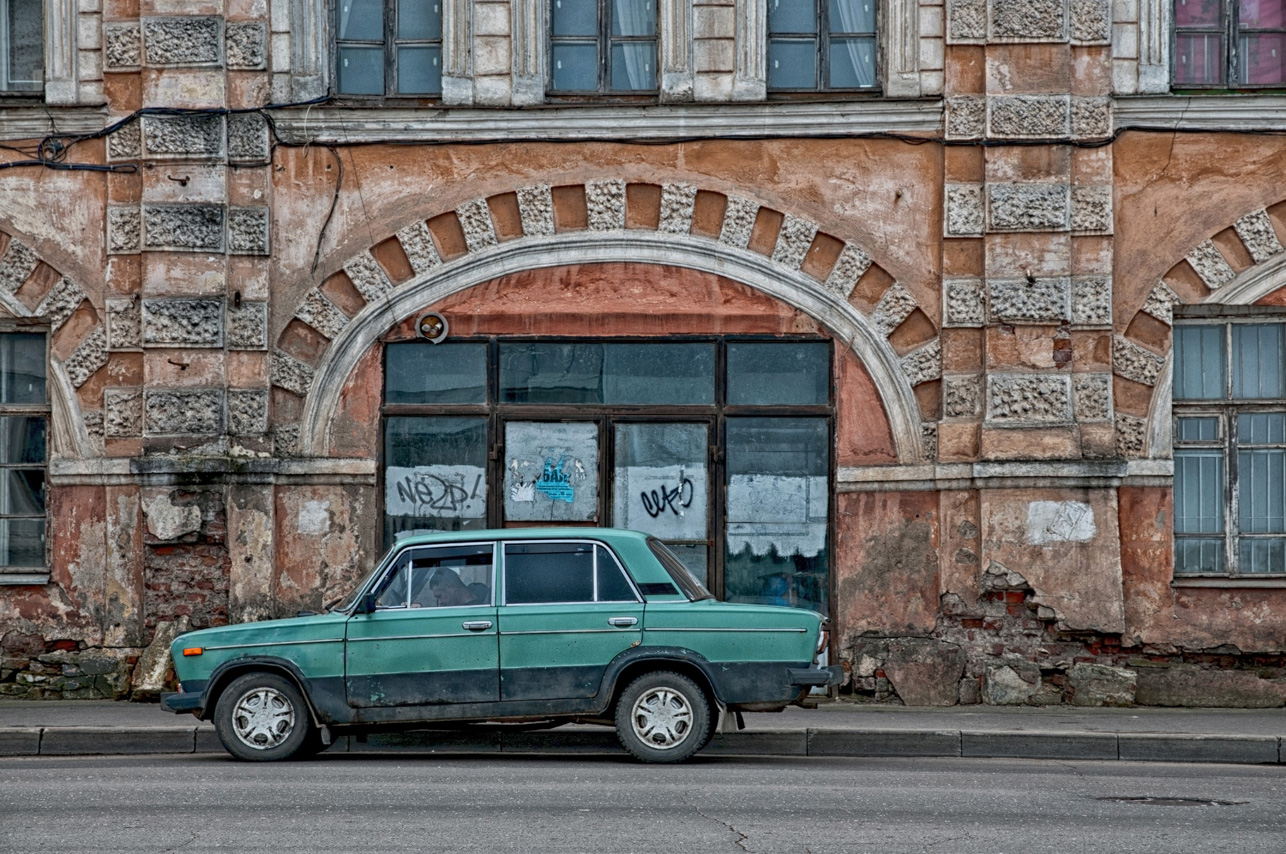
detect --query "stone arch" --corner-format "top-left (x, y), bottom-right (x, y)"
top-left (0, 229), bottom-right (101, 459)
top-left (1116, 207), bottom-right (1286, 459)
top-left (269, 181), bottom-right (940, 463)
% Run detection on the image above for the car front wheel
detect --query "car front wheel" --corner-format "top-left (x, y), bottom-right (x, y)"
top-left (213, 672), bottom-right (313, 762)
top-left (614, 671), bottom-right (711, 763)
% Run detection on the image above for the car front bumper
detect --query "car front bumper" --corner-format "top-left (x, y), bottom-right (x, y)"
top-left (159, 690), bottom-right (204, 714)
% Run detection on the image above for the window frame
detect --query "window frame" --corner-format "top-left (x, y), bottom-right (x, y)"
top-left (0, 327), bottom-right (48, 583)
top-left (0, 0), bottom-right (43, 98)
top-left (766, 0), bottom-right (879, 96)
top-left (500, 539), bottom-right (642, 606)
top-left (378, 334), bottom-right (835, 612)
top-left (333, 0), bottom-right (445, 100)
top-left (1172, 0), bottom-right (1286, 90)
top-left (547, 0), bottom-right (659, 98)
top-left (1173, 312), bottom-right (1286, 579)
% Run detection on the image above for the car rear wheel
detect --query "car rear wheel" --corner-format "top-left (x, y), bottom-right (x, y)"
top-left (214, 672), bottom-right (313, 762)
top-left (614, 671), bottom-right (711, 763)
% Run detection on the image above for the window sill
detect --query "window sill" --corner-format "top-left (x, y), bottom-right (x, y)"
top-left (0, 571), bottom-right (51, 586)
top-left (1172, 576), bottom-right (1286, 588)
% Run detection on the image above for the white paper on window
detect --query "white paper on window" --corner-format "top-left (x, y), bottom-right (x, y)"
top-left (726, 474), bottom-right (827, 558)
top-left (385, 464), bottom-right (486, 519)
top-left (504, 421), bottom-right (599, 522)
top-left (613, 463), bottom-right (707, 540)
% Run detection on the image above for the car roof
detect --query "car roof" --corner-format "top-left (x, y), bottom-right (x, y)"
top-left (391, 527), bottom-right (652, 549)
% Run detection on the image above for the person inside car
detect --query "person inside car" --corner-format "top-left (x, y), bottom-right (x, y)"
top-left (428, 568), bottom-right (488, 607)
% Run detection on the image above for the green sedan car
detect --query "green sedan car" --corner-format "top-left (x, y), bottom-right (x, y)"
top-left (161, 528), bottom-right (841, 763)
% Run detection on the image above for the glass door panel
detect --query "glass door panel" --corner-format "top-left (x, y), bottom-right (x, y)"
top-left (612, 422), bottom-right (710, 583)
top-left (383, 417), bottom-right (488, 543)
top-left (503, 421), bottom-right (600, 523)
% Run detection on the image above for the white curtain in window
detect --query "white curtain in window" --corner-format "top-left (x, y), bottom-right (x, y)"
top-left (832, 2), bottom-right (875, 88)
top-left (613, 0), bottom-right (653, 88)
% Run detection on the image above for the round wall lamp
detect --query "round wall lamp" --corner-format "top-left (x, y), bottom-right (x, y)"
top-left (416, 311), bottom-right (449, 344)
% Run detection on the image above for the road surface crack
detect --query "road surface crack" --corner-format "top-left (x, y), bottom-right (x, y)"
top-left (694, 806), bottom-right (754, 853)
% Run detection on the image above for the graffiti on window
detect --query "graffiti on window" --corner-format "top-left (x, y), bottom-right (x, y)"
top-left (385, 465), bottom-right (487, 520)
top-left (504, 421), bottom-right (599, 522)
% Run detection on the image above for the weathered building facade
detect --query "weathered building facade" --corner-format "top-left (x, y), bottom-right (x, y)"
top-left (2, 0), bottom-right (1286, 707)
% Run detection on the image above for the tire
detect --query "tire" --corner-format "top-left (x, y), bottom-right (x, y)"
top-left (213, 672), bottom-right (314, 762)
top-left (614, 671), bottom-right (711, 764)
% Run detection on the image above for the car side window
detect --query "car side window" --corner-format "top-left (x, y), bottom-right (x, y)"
top-left (374, 543), bottom-right (495, 609)
top-left (504, 541), bottom-right (639, 604)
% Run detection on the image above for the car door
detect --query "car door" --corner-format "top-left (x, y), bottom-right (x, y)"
top-left (497, 540), bottom-right (643, 702)
top-left (345, 541), bottom-right (500, 708)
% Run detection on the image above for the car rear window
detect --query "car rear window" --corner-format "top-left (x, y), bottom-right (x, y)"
top-left (647, 538), bottom-right (713, 601)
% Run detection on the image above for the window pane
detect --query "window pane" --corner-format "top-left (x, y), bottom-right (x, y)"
top-left (551, 42), bottom-right (599, 90)
top-left (727, 342), bottom-right (830, 405)
top-left (1232, 324), bottom-right (1284, 398)
top-left (503, 421), bottom-right (599, 523)
top-left (1174, 449), bottom-right (1225, 533)
top-left (725, 418), bottom-right (829, 613)
top-left (1175, 537), bottom-right (1225, 574)
top-left (1176, 0), bottom-right (1222, 26)
top-left (1239, 412), bottom-right (1286, 444)
top-left (596, 545), bottom-right (637, 601)
top-left (828, 36), bottom-right (876, 88)
top-left (383, 417), bottom-right (487, 541)
top-left (1239, 449), bottom-right (1286, 532)
top-left (386, 342), bottom-right (486, 404)
top-left (405, 545), bottom-right (494, 608)
top-left (500, 342), bottom-right (602, 403)
top-left (6, 0), bottom-right (42, 92)
top-left (1240, 0), bottom-right (1286, 28)
top-left (829, 0), bottom-right (875, 32)
top-left (1239, 538), bottom-right (1285, 573)
top-left (552, 0), bottom-right (599, 35)
top-left (768, 38), bottom-right (819, 89)
top-left (769, 0), bottom-right (820, 33)
top-left (337, 0), bottom-right (385, 40)
top-left (0, 334), bottom-right (44, 405)
top-left (0, 469), bottom-right (43, 514)
top-left (397, 45), bottom-right (442, 94)
top-left (611, 0), bottom-right (656, 36)
top-left (505, 542), bottom-right (595, 604)
top-left (1174, 326), bottom-right (1226, 400)
top-left (1174, 32), bottom-right (1226, 85)
top-left (1177, 416), bottom-right (1220, 442)
top-left (610, 41), bottom-right (656, 90)
top-left (0, 416), bottom-right (44, 465)
top-left (0, 518), bottom-right (42, 566)
top-left (663, 543), bottom-right (708, 587)
top-left (398, 0), bottom-right (442, 38)
top-left (1239, 32), bottom-right (1286, 84)
top-left (337, 46), bottom-right (385, 94)
top-left (602, 343), bottom-right (714, 405)
top-left (613, 423), bottom-right (708, 541)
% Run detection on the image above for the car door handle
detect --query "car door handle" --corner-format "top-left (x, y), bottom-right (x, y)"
top-left (462, 620), bottom-right (493, 631)
top-left (608, 617), bottom-right (638, 628)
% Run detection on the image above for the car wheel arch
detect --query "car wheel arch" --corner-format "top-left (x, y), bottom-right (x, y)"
top-left (202, 657), bottom-right (323, 727)
top-left (604, 650), bottom-right (721, 715)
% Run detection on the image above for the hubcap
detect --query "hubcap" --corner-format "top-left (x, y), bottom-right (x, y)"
top-left (231, 687), bottom-right (296, 750)
top-left (630, 687), bottom-right (693, 750)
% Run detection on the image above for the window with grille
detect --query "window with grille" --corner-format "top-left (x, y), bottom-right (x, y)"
top-left (548, 0), bottom-right (657, 95)
top-left (767, 0), bottom-right (876, 92)
top-left (1174, 0), bottom-right (1286, 88)
top-left (1173, 316), bottom-right (1286, 576)
top-left (0, 0), bottom-right (41, 94)
top-left (335, 0), bottom-right (443, 97)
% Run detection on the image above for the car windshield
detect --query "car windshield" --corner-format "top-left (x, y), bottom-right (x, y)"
top-left (647, 538), bottom-right (715, 601)
top-left (331, 560), bottom-right (387, 613)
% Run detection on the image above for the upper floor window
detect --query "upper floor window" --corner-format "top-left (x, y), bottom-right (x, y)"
top-left (768, 0), bottom-right (876, 92)
top-left (1174, 0), bottom-right (1286, 88)
top-left (549, 0), bottom-right (657, 95)
top-left (335, 0), bottom-right (442, 97)
top-left (0, 0), bottom-right (41, 94)
top-left (1173, 317), bottom-right (1286, 577)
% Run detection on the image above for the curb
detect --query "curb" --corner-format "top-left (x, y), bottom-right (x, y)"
top-left (2, 727), bottom-right (1283, 764)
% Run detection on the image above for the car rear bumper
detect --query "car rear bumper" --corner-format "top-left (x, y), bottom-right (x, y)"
top-left (787, 665), bottom-right (844, 688)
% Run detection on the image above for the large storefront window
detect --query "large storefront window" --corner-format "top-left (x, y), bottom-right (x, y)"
top-left (381, 337), bottom-right (832, 613)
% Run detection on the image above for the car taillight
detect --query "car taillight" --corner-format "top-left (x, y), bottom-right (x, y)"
top-left (815, 629), bottom-right (829, 657)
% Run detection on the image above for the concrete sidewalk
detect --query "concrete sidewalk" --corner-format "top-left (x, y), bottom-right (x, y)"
top-left (2, 700), bottom-right (1285, 764)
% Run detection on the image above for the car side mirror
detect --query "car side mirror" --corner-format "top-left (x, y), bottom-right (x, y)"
top-left (356, 593), bottom-right (378, 615)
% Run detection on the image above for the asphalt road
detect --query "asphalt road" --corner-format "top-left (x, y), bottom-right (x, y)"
top-left (2, 754), bottom-right (1284, 853)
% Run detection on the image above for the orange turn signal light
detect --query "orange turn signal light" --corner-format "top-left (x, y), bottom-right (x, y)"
top-left (182, 647), bottom-right (203, 657)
